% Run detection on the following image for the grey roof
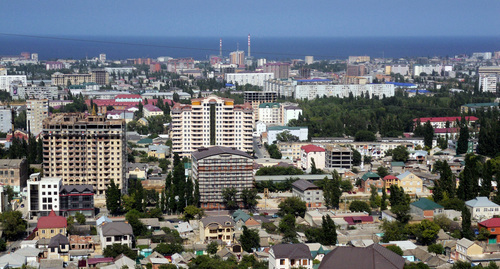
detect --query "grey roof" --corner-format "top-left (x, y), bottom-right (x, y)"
top-left (49, 234), bottom-right (69, 248)
top-left (0, 253), bottom-right (27, 268)
top-left (271, 243), bottom-right (312, 259)
top-left (0, 159), bottom-right (25, 169)
top-left (292, 179), bottom-right (319, 191)
top-left (192, 146), bottom-right (251, 160)
top-left (465, 197), bottom-right (500, 208)
top-left (60, 184), bottom-right (94, 193)
top-left (101, 222), bottom-right (133, 236)
top-left (40, 258), bottom-right (64, 269)
top-left (457, 238), bottom-right (475, 248)
top-left (318, 244), bottom-right (405, 269)
top-left (139, 218), bottom-right (161, 227)
top-left (201, 216), bottom-right (234, 227)
top-left (15, 247), bottom-right (42, 257)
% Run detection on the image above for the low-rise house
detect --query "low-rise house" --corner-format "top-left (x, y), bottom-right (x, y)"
top-left (344, 216), bottom-right (373, 225)
top-left (143, 104), bottom-right (164, 118)
top-left (478, 218), bottom-right (500, 244)
top-left (47, 233), bottom-right (70, 261)
top-left (98, 222), bottom-right (134, 249)
top-left (100, 254), bottom-right (136, 269)
top-left (360, 172), bottom-right (382, 193)
top-left (465, 197), bottom-right (500, 221)
top-left (410, 198), bottom-right (444, 219)
top-left (304, 210), bottom-right (324, 227)
top-left (176, 221), bottom-right (194, 238)
top-left (300, 145), bottom-right (325, 173)
top-left (396, 171), bottom-right (423, 194)
top-left (148, 144), bottom-right (170, 159)
top-left (456, 238), bottom-right (483, 261)
top-left (292, 179), bottom-right (323, 208)
top-left (59, 185), bottom-right (95, 217)
top-left (269, 243), bottom-right (313, 269)
top-left (35, 210), bottom-right (67, 239)
top-left (0, 253), bottom-right (27, 268)
top-left (199, 216), bottom-right (235, 244)
top-left (318, 244), bottom-right (405, 269)
top-left (140, 218), bottom-right (161, 231)
top-left (14, 247), bottom-right (42, 265)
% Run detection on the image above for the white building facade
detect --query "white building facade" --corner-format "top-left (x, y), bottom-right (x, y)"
top-left (225, 72), bottom-right (275, 87)
top-left (0, 75), bottom-right (27, 91)
top-left (27, 176), bottom-right (62, 216)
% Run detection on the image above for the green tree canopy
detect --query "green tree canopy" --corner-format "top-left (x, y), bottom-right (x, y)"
top-left (278, 197), bottom-right (307, 218)
top-left (240, 226), bottom-right (260, 252)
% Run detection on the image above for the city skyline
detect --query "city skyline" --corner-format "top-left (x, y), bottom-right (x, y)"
top-left (1, 0), bottom-right (500, 38)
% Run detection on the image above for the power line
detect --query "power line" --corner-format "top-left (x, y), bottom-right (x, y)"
top-left (0, 32), bottom-right (341, 58)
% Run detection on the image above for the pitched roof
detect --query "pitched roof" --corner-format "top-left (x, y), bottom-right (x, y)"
top-left (479, 218), bottom-right (500, 228)
top-left (49, 233), bottom-right (70, 248)
top-left (37, 210), bottom-right (67, 229)
top-left (410, 198), bottom-right (444, 211)
top-left (318, 244), bottom-right (405, 269)
top-left (396, 171), bottom-right (412, 180)
top-left (201, 216), bottom-right (234, 227)
top-left (301, 144), bottom-right (325, 153)
top-left (292, 179), bottom-right (319, 191)
top-left (192, 146), bottom-right (251, 160)
top-left (466, 197), bottom-right (500, 208)
top-left (413, 116), bottom-right (479, 123)
top-left (271, 243), bottom-right (312, 259)
top-left (361, 172), bottom-right (380, 181)
top-left (457, 238), bottom-right (475, 249)
top-left (60, 184), bottom-right (93, 193)
top-left (383, 175), bottom-right (398, 180)
top-left (101, 222), bottom-right (133, 236)
top-left (143, 104), bottom-right (162, 112)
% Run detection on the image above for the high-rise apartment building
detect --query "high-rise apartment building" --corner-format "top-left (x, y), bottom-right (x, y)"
top-left (91, 70), bottom-right (109, 85)
top-left (27, 175), bottom-right (62, 217)
top-left (264, 63), bottom-right (290, 79)
top-left (229, 51), bottom-right (245, 67)
top-left (42, 113), bottom-right (126, 195)
top-left (27, 99), bottom-right (49, 136)
top-left (51, 73), bottom-right (92, 87)
top-left (243, 91), bottom-right (277, 122)
top-left (346, 64), bottom-right (366, 76)
top-left (170, 95), bottom-right (253, 157)
top-left (0, 75), bottom-right (27, 91)
top-left (0, 107), bottom-right (12, 133)
top-left (191, 146), bottom-right (254, 209)
top-left (479, 75), bottom-right (498, 93)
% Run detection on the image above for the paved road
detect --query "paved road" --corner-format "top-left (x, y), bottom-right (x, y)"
top-left (253, 137), bottom-right (268, 159)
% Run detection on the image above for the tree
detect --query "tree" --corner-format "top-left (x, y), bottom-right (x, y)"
top-left (477, 227), bottom-right (491, 241)
top-left (428, 243), bottom-right (444, 255)
top-left (310, 158), bottom-right (321, 174)
top-left (381, 188), bottom-right (388, 210)
top-left (183, 205), bottom-right (203, 221)
top-left (451, 261), bottom-right (472, 269)
top-left (320, 170), bottom-right (342, 209)
top-left (266, 143), bottom-right (282, 159)
top-left (241, 188), bottom-right (260, 211)
top-left (456, 124), bottom-right (470, 155)
top-left (75, 212), bottom-right (86, 225)
top-left (154, 242), bottom-right (184, 255)
top-left (207, 241), bottom-right (219, 255)
top-left (392, 145), bottom-right (409, 162)
top-left (240, 226), bottom-right (260, 252)
top-left (377, 166), bottom-right (389, 178)
top-left (0, 211), bottom-right (27, 240)
top-left (381, 220), bottom-right (407, 242)
top-left (352, 149), bottom-right (362, 166)
top-left (370, 184), bottom-right (381, 208)
top-left (433, 214), bottom-right (453, 232)
top-left (408, 219), bottom-right (440, 245)
top-left (278, 197), bottom-right (307, 218)
top-left (349, 201), bottom-right (371, 212)
top-left (222, 187), bottom-right (239, 210)
top-left (386, 245), bottom-right (403, 256)
top-left (389, 185), bottom-right (411, 224)
top-left (103, 244), bottom-right (137, 260)
top-left (405, 262), bottom-right (431, 269)
top-left (276, 130), bottom-right (299, 142)
top-left (354, 130), bottom-right (376, 141)
top-left (457, 154), bottom-right (480, 201)
top-left (461, 206), bottom-right (474, 240)
top-left (105, 179), bottom-right (121, 215)
top-left (279, 214), bottom-right (297, 243)
top-left (340, 179), bottom-right (353, 192)
top-left (433, 160), bottom-right (455, 203)
top-left (320, 215), bottom-right (337, 245)
top-left (125, 209), bottom-right (146, 236)
top-left (423, 121), bottom-right (434, 149)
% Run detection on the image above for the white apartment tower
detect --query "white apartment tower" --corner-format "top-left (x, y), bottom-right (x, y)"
top-left (27, 99), bottom-right (49, 136)
top-left (171, 95), bottom-right (253, 157)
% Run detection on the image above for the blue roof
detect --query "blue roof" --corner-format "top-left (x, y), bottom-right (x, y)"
top-left (296, 79), bottom-right (331, 82)
top-left (225, 83), bottom-right (235, 87)
top-left (466, 197), bottom-right (500, 208)
top-left (385, 82), bottom-right (416, 87)
top-left (406, 90), bottom-right (431, 93)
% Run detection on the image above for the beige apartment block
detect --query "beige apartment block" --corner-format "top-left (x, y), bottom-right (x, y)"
top-left (27, 99), bottom-right (49, 136)
top-left (171, 95), bottom-right (253, 157)
top-left (0, 158), bottom-right (29, 193)
top-left (42, 113), bottom-right (126, 195)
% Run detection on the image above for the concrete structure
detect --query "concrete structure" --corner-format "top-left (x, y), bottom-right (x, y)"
top-left (479, 74), bottom-right (498, 93)
top-left (0, 107), bottom-right (12, 133)
top-left (230, 51), bottom-right (245, 67)
top-left (192, 147), bottom-right (253, 209)
top-left (282, 105), bottom-right (302, 125)
top-left (10, 85), bottom-right (59, 100)
top-left (0, 158), bottom-right (28, 193)
top-left (91, 70), bottom-right (109, 85)
top-left (225, 72), bottom-right (274, 87)
top-left (45, 61), bottom-right (65, 70)
top-left (292, 179), bottom-right (323, 208)
top-left (35, 210), bottom-right (67, 239)
top-left (300, 145), bottom-right (326, 172)
top-left (26, 99), bottom-right (49, 136)
top-left (269, 243), bottom-right (313, 269)
top-left (143, 104), bottom-right (164, 118)
top-left (59, 185), bottom-right (94, 217)
top-left (325, 145), bottom-right (352, 169)
top-left (410, 198), bottom-right (444, 219)
top-left (104, 67), bottom-right (136, 74)
top-left (461, 103), bottom-right (499, 113)
top-left (0, 75), bottom-right (27, 90)
top-left (267, 126), bottom-right (308, 145)
top-left (456, 238), bottom-right (483, 262)
top-left (99, 222), bottom-right (134, 248)
top-left (244, 91), bottom-right (277, 122)
top-left (147, 144), bottom-right (170, 159)
top-left (386, 64), bottom-right (410, 76)
top-left (277, 142), bottom-right (310, 161)
top-left (41, 114), bottom-right (126, 195)
top-left (305, 56), bottom-right (314, 65)
top-left (413, 64), bottom-right (442, 76)
top-left (413, 116), bottom-right (478, 129)
top-left (27, 176), bottom-right (62, 217)
top-left (51, 72), bottom-right (92, 86)
top-left (396, 171), bottom-right (423, 194)
top-left (348, 56), bottom-right (370, 63)
top-left (170, 95), bottom-right (253, 157)
top-left (167, 58), bottom-right (195, 73)
top-left (346, 64), bottom-right (366, 77)
top-left (258, 103), bottom-right (281, 124)
top-left (199, 216), bottom-right (235, 244)
top-left (360, 172), bottom-right (382, 193)
top-left (465, 197), bottom-right (500, 221)
top-left (264, 63), bottom-right (290, 79)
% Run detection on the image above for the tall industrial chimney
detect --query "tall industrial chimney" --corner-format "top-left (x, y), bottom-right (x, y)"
top-left (248, 34), bottom-right (251, 58)
top-left (219, 38), bottom-right (222, 57)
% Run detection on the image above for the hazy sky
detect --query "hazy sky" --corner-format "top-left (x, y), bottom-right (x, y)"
top-left (1, 0), bottom-right (499, 37)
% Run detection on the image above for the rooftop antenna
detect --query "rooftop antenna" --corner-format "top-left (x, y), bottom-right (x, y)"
top-left (248, 34), bottom-right (251, 58)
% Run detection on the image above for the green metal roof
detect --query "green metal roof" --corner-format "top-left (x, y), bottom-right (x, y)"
top-left (463, 102), bottom-right (498, 108)
top-left (361, 172), bottom-right (380, 181)
top-left (391, 162), bottom-right (405, 167)
top-left (268, 126), bottom-right (306, 131)
top-left (137, 138), bottom-right (153, 144)
top-left (258, 102), bottom-right (280, 108)
top-left (411, 198), bottom-right (443, 210)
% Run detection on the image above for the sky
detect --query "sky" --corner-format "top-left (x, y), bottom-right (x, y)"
top-left (1, 0), bottom-right (499, 38)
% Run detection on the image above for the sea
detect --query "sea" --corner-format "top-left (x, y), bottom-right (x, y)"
top-left (0, 35), bottom-right (499, 61)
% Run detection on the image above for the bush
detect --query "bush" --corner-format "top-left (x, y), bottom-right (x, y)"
top-left (428, 243), bottom-right (444, 255)
top-left (349, 200), bottom-right (371, 212)
top-left (386, 245), bottom-right (403, 256)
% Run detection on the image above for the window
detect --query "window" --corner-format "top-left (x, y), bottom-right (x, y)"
top-left (492, 228), bottom-right (496, 232)
top-left (302, 259), bottom-right (308, 265)
top-left (106, 237), bottom-right (111, 242)
top-left (280, 259), bottom-right (285, 265)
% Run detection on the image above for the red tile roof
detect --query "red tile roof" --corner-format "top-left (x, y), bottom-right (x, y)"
top-left (434, 128), bottom-right (459, 134)
top-left (383, 175), bottom-right (398, 180)
top-left (301, 144), bottom-right (325, 153)
top-left (115, 94), bottom-right (142, 99)
top-left (37, 210), bottom-right (67, 229)
top-left (143, 104), bottom-right (162, 112)
top-left (479, 218), bottom-right (500, 228)
top-left (413, 116), bottom-right (478, 123)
